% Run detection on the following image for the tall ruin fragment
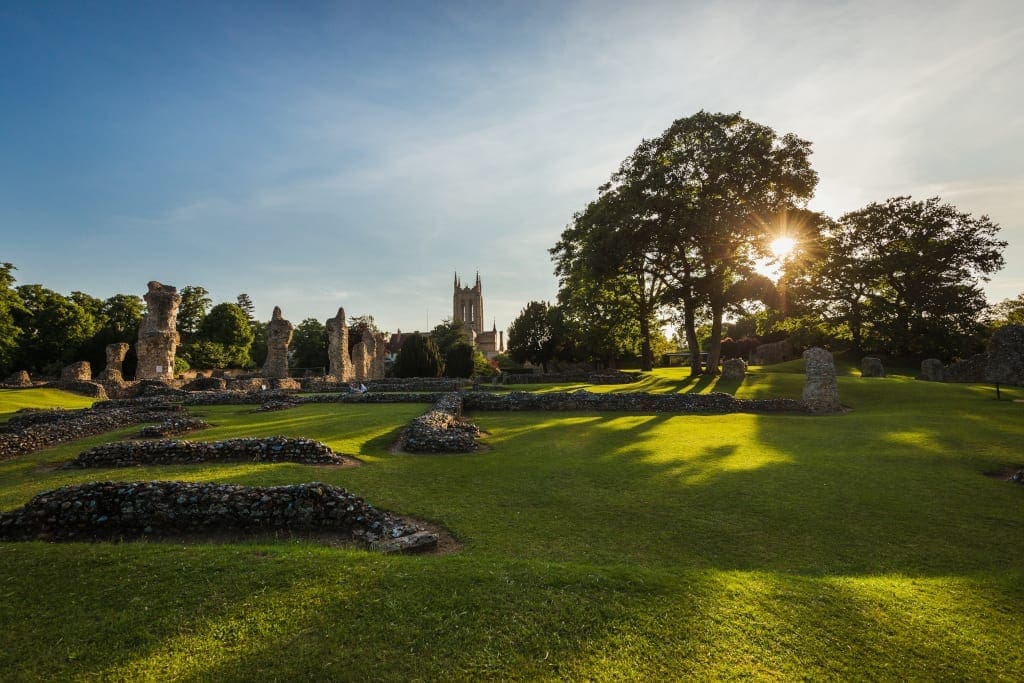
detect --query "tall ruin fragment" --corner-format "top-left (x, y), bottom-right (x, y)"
top-left (262, 306), bottom-right (293, 379)
top-left (135, 282), bottom-right (180, 382)
top-left (326, 307), bottom-right (352, 381)
top-left (97, 343), bottom-right (130, 383)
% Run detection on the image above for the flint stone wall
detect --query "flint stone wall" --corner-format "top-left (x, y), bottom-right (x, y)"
top-left (136, 417), bottom-right (208, 438)
top-left (66, 436), bottom-right (347, 468)
top-left (0, 481), bottom-right (433, 549)
top-left (463, 391), bottom-right (806, 414)
top-left (136, 282), bottom-right (181, 382)
top-left (802, 348), bottom-right (841, 413)
top-left (920, 358), bottom-right (944, 381)
top-left (262, 306), bottom-right (293, 379)
top-left (57, 381), bottom-right (108, 400)
top-left (942, 353), bottom-right (988, 383)
top-left (402, 394), bottom-right (480, 453)
top-left (720, 359), bottom-right (747, 380)
top-left (750, 339), bottom-right (796, 366)
top-left (499, 371), bottom-right (639, 385)
top-left (326, 307), bottom-right (352, 381)
top-left (302, 377), bottom-right (469, 393)
top-left (861, 357), bottom-right (885, 378)
top-left (61, 362), bottom-right (92, 382)
top-left (97, 343), bottom-right (130, 383)
top-left (182, 376), bottom-right (228, 391)
top-left (986, 324), bottom-right (1024, 387)
top-left (3, 370), bottom-right (32, 387)
top-left (0, 403), bottom-right (183, 461)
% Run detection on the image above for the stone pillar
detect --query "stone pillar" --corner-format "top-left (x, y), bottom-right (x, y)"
top-left (262, 306), bottom-right (293, 379)
top-left (860, 356), bottom-right (885, 378)
top-left (352, 339), bottom-right (370, 381)
top-left (371, 332), bottom-right (387, 380)
top-left (98, 343), bottom-right (130, 383)
top-left (802, 347), bottom-right (841, 413)
top-left (920, 358), bottom-right (944, 382)
top-left (136, 282), bottom-right (181, 382)
top-left (720, 358), bottom-right (747, 380)
top-left (326, 307), bottom-right (352, 381)
top-left (61, 361), bottom-right (92, 382)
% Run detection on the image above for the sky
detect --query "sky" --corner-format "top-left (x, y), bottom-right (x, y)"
top-left (2, 0), bottom-right (1022, 334)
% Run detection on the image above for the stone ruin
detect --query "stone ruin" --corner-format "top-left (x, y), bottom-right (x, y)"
top-left (986, 324), bottom-right (1024, 388)
top-left (262, 306), bottom-right (293, 379)
top-left (325, 307), bottom-right (386, 382)
top-left (861, 356), bottom-right (885, 378)
top-left (3, 370), bottom-right (31, 387)
top-left (135, 282), bottom-right (181, 382)
top-left (720, 358), bottom-right (747, 380)
top-left (61, 362), bottom-right (91, 382)
top-left (750, 339), bottom-right (795, 366)
top-left (96, 343), bottom-right (130, 383)
top-left (802, 347), bottom-right (841, 413)
top-left (920, 358), bottom-right (944, 382)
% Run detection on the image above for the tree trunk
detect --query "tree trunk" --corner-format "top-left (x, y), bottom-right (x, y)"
top-left (704, 302), bottom-right (724, 375)
top-left (639, 312), bottom-right (653, 371)
top-left (682, 293), bottom-right (701, 375)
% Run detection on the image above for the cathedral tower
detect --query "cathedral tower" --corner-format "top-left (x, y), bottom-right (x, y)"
top-left (453, 271), bottom-right (484, 336)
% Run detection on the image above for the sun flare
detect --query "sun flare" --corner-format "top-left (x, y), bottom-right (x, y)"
top-left (770, 236), bottom-right (797, 259)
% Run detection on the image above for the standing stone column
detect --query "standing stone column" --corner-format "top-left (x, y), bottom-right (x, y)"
top-left (920, 358), bottom-right (944, 382)
top-left (860, 356), bottom-right (885, 378)
top-left (61, 362), bottom-right (92, 382)
top-left (352, 338), bottom-right (370, 381)
top-left (98, 343), bottom-right (130, 383)
top-left (135, 282), bottom-right (181, 382)
top-left (720, 358), bottom-right (747, 380)
top-left (326, 307), bottom-right (352, 381)
top-left (262, 306), bottom-right (293, 379)
top-left (371, 332), bottom-right (387, 380)
top-left (803, 347), bottom-right (841, 413)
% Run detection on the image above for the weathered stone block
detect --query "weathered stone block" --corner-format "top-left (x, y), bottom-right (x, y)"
top-left (721, 358), bottom-right (747, 380)
top-left (262, 306), bottom-right (293, 379)
top-left (750, 339), bottom-right (795, 366)
top-left (986, 324), bottom-right (1024, 387)
top-left (61, 361), bottom-right (92, 382)
top-left (802, 347), bottom-right (841, 412)
top-left (920, 358), bottom-right (944, 382)
top-left (861, 356), bottom-right (885, 378)
top-left (136, 282), bottom-right (180, 381)
top-left (4, 370), bottom-right (31, 387)
top-left (97, 343), bottom-right (130, 383)
top-left (326, 307), bottom-right (353, 382)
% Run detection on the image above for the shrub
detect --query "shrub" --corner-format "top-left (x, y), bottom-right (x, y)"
top-left (392, 333), bottom-right (444, 378)
top-left (444, 343), bottom-right (475, 378)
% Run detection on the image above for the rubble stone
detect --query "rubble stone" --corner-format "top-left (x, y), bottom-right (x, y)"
top-left (97, 343), bottom-right (130, 383)
top-left (986, 324), bottom-right (1024, 387)
top-left (802, 347), bottom-right (842, 413)
top-left (2, 370), bottom-right (31, 387)
top-left (61, 362), bottom-right (91, 382)
top-left (67, 436), bottom-right (347, 468)
top-left (720, 358), bottom-right (747, 380)
top-left (136, 282), bottom-right (181, 381)
top-left (861, 356), bottom-right (885, 378)
top-left (326, 307), bottom-right (353, 381)
top-left (0, 481), bottom-right (433, 549)
top-left (921, 358), bottom-right (944, 382)
top-left (262, 306), bottom-right (293, 379)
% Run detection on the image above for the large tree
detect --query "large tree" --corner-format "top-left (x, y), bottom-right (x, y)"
top-left (0, 263), bottom-right (25, 375)
top-left (392, 332), bottom-right (443, 378)
top-left (291, 318), bottom-right (329, 371)
top-left (188, 302), bottom-right (254, 368)
top-left (553, 111), bottom-right (817, 374)
top-left (13, 284), bottom-right (98, 372)
top-left (507, 301), bottom-right (561, 372)
top-left (176, 286), bottom-right (212, 342)
top-left (789, 196), bottom-right (1005, 357)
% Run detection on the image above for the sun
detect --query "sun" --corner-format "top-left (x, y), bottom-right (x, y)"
top-left (770, 236), bottom-right (797, 259)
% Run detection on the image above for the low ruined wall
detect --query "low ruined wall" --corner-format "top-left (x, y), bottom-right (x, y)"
top-left (136, 417), bottom-right (208, 438)
top-left (500, 371), bottom-right (639, 385)
top-left (942, 353), bottom-right (988, 383)
top-left (183, 390), bottom-right (445, 407)
top-left (66, 436), bottom-right (347, 468)
top-left (0, 403), bottom-right (185, 461)
top-left (0, 481), bottom-right (429, 547)
top-left (402, 394), bottom-right (480, 453)
top-left (463, 391), bottom-right (806, 414)
top-left (302, 377), bottom-right (469, 393)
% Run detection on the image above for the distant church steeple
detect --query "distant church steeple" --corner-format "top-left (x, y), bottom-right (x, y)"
top-left (453, 270), bottom-right (484, 335)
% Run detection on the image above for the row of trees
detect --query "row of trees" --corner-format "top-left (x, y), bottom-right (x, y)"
top-left (543, 111), bottom-right (1012, 372)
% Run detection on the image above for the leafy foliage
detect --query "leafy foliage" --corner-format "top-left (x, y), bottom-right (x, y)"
top-left (291, 318), bottom-right (329, 371)
top-left (176, 286), bottom-right (212, 342)
top-left (193, 303), bottom-right (254, 368)
top-left (391, 332), bottom-right (443, 378)
top-left (507, 301), bottom-right (559, 372)
top-left (0, 263), bottom-right (25, 375)
top-left (444, 342), bottom-right (476, 378)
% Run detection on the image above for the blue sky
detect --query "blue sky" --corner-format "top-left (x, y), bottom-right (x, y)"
top-left (2, 0), bottom-right (1022, 333)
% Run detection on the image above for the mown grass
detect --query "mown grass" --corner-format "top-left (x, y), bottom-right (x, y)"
top-left (1, 371), bottom-right (1022, 680)
top-left (0, 387), bottom-right (95, 422)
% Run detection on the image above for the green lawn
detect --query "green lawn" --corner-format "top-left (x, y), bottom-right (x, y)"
top-left (1, 371), bottom-right (1022, 680)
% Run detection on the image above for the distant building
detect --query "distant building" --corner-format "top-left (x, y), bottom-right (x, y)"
top-left (453, 272), bottom-right (504, 358)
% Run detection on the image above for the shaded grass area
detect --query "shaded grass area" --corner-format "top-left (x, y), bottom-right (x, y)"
top-left (1, 376), bottom-right (1023, 679)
